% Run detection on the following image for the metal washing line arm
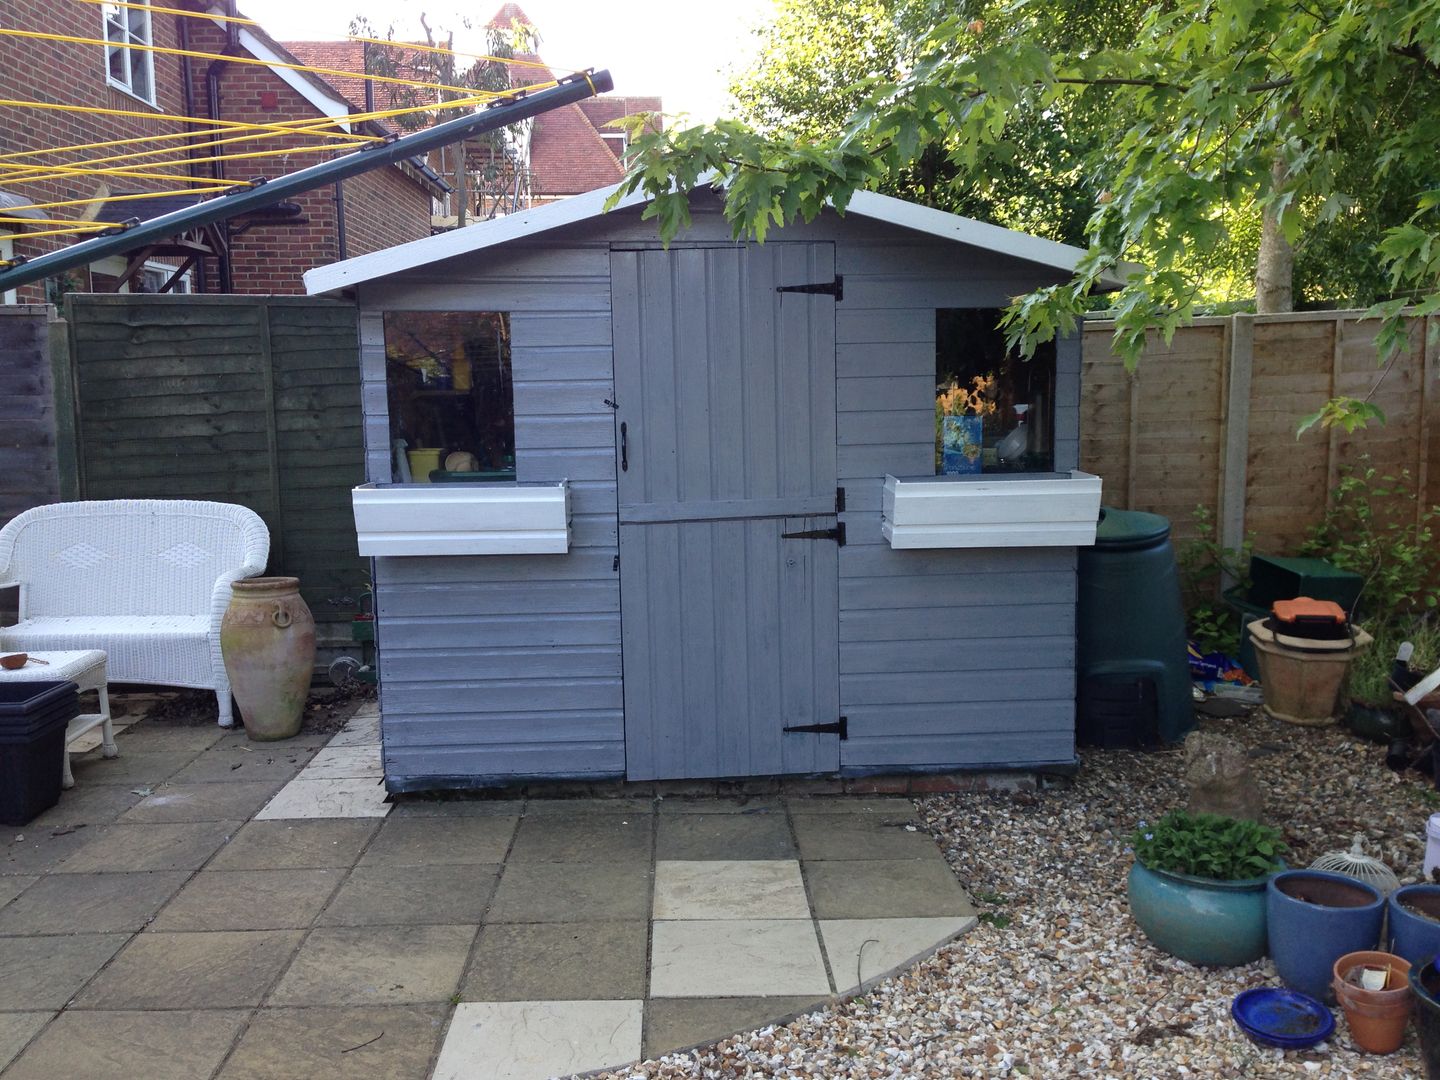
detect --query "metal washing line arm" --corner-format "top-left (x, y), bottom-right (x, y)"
top-left (0, 69), bottom-right (614, 295)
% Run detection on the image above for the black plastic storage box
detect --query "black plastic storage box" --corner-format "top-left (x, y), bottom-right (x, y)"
top-left (0, 681), bottom-right (78, 826)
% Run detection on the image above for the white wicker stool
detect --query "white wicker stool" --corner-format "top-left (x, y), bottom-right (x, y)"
top-left (0, 650), bottom-right (115, 789)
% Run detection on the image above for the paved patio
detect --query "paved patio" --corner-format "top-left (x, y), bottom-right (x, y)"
top-left (0, 703), bottom-right (976, 1079)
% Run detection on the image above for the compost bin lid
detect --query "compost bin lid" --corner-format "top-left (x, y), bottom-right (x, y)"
top-left (1093, 506), bottom-right (1171, 550)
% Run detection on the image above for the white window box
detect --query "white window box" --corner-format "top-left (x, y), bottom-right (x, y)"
top-left (881, 471), bottom-right (1103, 549)
top-left (352, 481), bottom-right (570, 556)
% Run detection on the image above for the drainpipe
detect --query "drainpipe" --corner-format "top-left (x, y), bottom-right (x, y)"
top-left (176, 14), bottom-right (207, 292)
top-left (333, 181), bottom-right (347, 261)
top-left (205, 0), bottom-right (241, 292)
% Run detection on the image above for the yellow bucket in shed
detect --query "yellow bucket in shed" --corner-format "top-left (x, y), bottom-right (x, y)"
top-left (405, 448), bottom-right (443, 483)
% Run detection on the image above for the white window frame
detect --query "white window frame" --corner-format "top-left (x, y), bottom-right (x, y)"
top-left (92, 255), bottom-right (192, 294)
top-left (102, 1), bottom-right (156, 106)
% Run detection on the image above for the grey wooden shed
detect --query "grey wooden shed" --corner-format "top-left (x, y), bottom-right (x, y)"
top-left (307, 185), bottom-right (1114, 792)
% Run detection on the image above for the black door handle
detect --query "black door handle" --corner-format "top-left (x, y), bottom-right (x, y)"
top-left (620, 422), bottom-right (628, 472)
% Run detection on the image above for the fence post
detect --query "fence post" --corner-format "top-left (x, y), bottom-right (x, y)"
top-left (1219, 313), bottom-right (1254, 585)
top-left (47, 306), bottom-right (80, 501)
top-left (257, 301), bottom-right (285, 573)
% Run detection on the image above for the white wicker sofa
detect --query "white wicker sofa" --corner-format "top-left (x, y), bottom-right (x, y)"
top-left (0, 500), bottom-right (269, 727)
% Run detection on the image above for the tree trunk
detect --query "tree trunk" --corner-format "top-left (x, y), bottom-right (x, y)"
top-left (1255, 158), bottom-right (1294, 313)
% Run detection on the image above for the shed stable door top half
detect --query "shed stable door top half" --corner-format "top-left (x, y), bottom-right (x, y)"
top-left (612, 245), bottom-right (841, 780)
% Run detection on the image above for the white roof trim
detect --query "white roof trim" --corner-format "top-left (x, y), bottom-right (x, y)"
top-left (306, 181), bottom-right (1124, 295)
top-left (206, 9), bottom-right (351, 130)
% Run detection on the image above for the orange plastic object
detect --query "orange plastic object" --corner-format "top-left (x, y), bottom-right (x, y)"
top-left (1272, 597), bottom-right (1347, 625)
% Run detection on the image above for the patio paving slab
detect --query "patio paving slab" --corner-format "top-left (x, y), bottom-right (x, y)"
top-left (150, 868), bottom-right (344, 931)
top-left (216, 729), bottom-right (338, 750)
top-left (0, 828), bottom-right (94, 876)
top-left (218, 1005), bottom-right (447, 1080)
top-left (820, 916), bottom-right (977, 993)
top-left (486, 860), bottom-right (652, 923)
top-left (0, 934), bottom-right (127, 1009)
top-left (114, 723), bottom-right (227, 753)
top-left (0, 875), bottom-right (34, 907)
top-left (507, 811), bottom-right (651, 864)
top-left (433, 1000), bottom-right (643, 1080)
top-left (0, 1013), bottom-right (50, 1072)
top-left (69, 750), bottom-right (198, 786)
top-left (786, 796), bottom-right (917, 815)
top-left (655, 796), bottom-right (783, 815)
top-left (302, 745), bottom-right (383, 780)
top-left (523, 797), bottom-right (655, 816)
top-left (54, 820), bottom-right (241, 874)
top-left (207, 819), bottom-right (379, 870)
top-left (268, 923), bottom-right (476, 1006)
top-left (75, 929), bottom-right (304, 1009)
top-left (27, 785), bottom-right (144, 828)
top-left (121, 781), bottom-right (285, 823)
top-left (791, 813), bottom-right (943, 861)
top-left (358, 816), bottom-right (517, 867)
top-left (318, 863), bottom-right (500, 926)
top-left (643, 996), bottom-right (823, 1059)
top-left (171, 747), bottom-right (316, 785)
top-left (803, 859), bottom-right (978, 920)
top-left (0, 871), bottom-right (188, 935)
top-left (655, 812), bottom-right (796, 860)
top-left (391, 797), bottom-right (526, 817)
top-left (462, 919), bottom-right (648, 1001)
top-left (649, 920), bottom-right (831, 998)
top-left (653, 860), bottom-right (810, 920)
top-left (2, 1009), bottom-right (247, 1080)
top-left (256, 777), bottom-right (391, 820)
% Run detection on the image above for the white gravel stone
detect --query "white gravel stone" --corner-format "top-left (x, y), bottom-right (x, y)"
top-left (594, 710), bottom-right (1431, 1078)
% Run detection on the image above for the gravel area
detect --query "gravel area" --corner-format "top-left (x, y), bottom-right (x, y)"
top-left (603, 711), bottom-right (1433, 1078)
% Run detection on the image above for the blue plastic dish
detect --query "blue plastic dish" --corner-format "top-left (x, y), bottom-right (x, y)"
top-left (1231, 987), bottom-right (1335, 1049)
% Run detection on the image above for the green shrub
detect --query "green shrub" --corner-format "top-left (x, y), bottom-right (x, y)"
top-left (1176, 504), bottom-right (1253, 655)
top-left (1132, 810), bottom-right (1286, 881)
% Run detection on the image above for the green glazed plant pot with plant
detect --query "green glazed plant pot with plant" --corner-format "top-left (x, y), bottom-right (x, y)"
top-left (1127, 811), bottom-right (1287, 967)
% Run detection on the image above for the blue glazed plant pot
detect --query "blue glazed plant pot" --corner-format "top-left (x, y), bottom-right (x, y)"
top-left (1390, 885), bottom-right (1440, 970)
top-left (1127, 860), bottom-right (1272, 966)
top-left (1267, 870), bottom-right (1384, 1003)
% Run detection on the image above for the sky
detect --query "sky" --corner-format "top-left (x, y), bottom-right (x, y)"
top-left (240, 0), bottom-right (778, 121)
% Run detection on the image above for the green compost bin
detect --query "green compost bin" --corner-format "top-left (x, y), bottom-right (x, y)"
top-left (1076, 507), bottom-right (1195, 747)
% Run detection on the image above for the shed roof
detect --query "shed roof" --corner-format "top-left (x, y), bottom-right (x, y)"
top-left (304, 182), bottom-right (1124, 295)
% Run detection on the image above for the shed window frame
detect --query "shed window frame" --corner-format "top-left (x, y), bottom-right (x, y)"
top-left (935, 307), bottom-right (1056, 476)
top-left (381, 310), bottom-right (516, 484)
top-left (102, 1), bottom-right (156, 106)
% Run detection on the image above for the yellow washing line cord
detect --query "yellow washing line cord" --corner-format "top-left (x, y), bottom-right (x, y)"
top-left (2, 188), bottom-right (243, 215)
top-left (0, 217), bottom-right (111, 229)
top-left (0, 139), bottom-right (372, 184)
top-left (0, 119), bottom-right (372, 167)
top-left (0, 26), bottom-right (513, 99)
top-left (74, 0), bottom-right (571, 74)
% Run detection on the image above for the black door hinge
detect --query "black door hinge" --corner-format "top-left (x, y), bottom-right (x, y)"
top-left (783, 716), bottom-right (848, 740)
top-left (776, 275), bottom-right (843, 301)
top-left (780, 522), bottom-right (845, 545)
top-left (835, 486), bottom-right (846, 513)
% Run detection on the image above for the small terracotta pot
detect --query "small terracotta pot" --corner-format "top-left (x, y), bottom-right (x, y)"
top-left (1333, 950), bottom-right (1413, 1054)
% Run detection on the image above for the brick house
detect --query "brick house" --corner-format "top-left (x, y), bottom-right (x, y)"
top-left (286, 3), bottom-right (661, 226)
top-left (0, 1), bottom-right (446, 303)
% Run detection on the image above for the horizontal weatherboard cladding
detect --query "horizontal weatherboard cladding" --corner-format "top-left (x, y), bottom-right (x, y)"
top-left (356, 198), bottom-right (1083, 788)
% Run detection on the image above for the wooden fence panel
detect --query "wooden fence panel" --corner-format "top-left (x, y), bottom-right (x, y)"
top-left (1083, 309), bottom-right (1435, 559)
top-left (63, 294), bottom-right (365, 628)
top-left (0, 306), bottom-right (62, 527)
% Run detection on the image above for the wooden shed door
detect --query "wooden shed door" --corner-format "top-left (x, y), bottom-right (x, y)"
top-left (612, 245), bottom-right (840, 780)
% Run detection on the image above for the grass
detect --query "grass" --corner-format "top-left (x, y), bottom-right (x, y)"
top-left (1348, 616), bottom-right (1440, 704)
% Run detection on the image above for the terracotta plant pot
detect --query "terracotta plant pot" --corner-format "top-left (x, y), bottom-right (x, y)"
top-left (1249, 620), bottom-right (1373, 726)
top-left (220, 576), bottom-right (315, 741)
top-left (1333, 950), bottom-right (1412, 1054)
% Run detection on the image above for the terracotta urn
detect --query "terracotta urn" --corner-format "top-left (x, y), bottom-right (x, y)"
top-left (220, 576), bottom-right (315, 740)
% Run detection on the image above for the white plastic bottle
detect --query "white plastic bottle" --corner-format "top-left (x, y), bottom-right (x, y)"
top-left (1426, 813), bottom-right (1440, 881)
top-left (996, 404), bottom-right (1030, 466)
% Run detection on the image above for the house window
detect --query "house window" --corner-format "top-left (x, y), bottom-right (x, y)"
top-left (383, 311), bottom-right (515, 482)
top-left (103, 1), bottom-right (155, 104)
top-left (600, 131), bottom-right (627, 158)
top-left (935, 309), bottom-right (1056, 475)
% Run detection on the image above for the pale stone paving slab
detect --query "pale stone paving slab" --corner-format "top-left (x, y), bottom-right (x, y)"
top-left (256, 777), bottom-right (391, 820)
top-left (433, 1000), bottom-right (643, 1080)
top-left (819, 916), bottom-right (978, 993)
top-left (653, 859), bottom-right (811, 920)
top-left (303, 745), bottom-right (383, 780)
top-left (649, 920), bottom-right (832, 998)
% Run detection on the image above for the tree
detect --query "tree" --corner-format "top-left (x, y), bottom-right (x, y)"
top-left (616, 0), bottom-right (1440, 427)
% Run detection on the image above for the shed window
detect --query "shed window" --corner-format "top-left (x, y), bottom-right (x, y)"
top-left (936, 309), bottom-right (1055, 475)
top-left (103, 1), bottom-right (155, 104)
top-left (383, 311), bottom-right (515, 483)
